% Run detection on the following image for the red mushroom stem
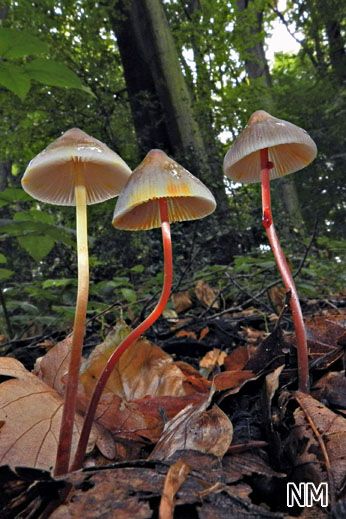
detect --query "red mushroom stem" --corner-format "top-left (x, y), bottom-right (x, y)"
top-left (71, 198), bottom-right (173, 471)
top-left (55, 163), bottom-right (89, 476)
top-left (260, 148), bottom-right (309, 393)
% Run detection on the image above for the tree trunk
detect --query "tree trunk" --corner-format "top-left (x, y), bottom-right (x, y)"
top-left (110, 1), bottom-right (171, 155)
top-left (113, 0), bottom-right (229, 213)
top-left (325, 19), bottom-right (346, 83)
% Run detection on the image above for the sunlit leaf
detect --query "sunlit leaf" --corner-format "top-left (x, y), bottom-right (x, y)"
top-left (0, 62), bottom-right (30, 99)
top-left (24, 59), bottom-right (87, 91)
top-left (0, 28), bottom-right (49, 58)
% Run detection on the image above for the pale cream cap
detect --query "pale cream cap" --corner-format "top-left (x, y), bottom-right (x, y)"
top-left (21, 128), bottom-right (132, 205)
top-left (112, 149), bottom-right (216, 230)
top-left (223, 110), bottom-right (317, 183)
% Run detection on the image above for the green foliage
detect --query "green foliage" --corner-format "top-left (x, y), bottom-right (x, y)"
top-left (0, 0), bottom-right (344, 339)
top-left (0, 28), bottom-right (49, 58)
top-left (0, 27), bottom-right (89, 99)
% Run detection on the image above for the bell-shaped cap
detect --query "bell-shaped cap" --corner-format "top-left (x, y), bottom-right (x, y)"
top-left (223, 110), bottom-right (317, 183)
top-left (112, 149), bottom-right (216, 230)
top-left (21, 128), bottom-right (132, 205)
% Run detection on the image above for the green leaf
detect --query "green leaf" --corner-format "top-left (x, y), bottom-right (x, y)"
top-left (0, 219), bottom-right (75, 248)
top-left (0, 268), bottom-right (14, 281)
top-left (0, 188), bottom-right (32, 204)
top-left (17, 234), bottom-right (55, 261)
top-left (130, 264), bottom-right (145, 274)
top-left (0, 254), bottom-right (6, 264)
top-left (121, 288), bottom-right (137, 303)
top-left (0, 28), bottom-right (49, 58)
top-left (14, 209), bottom-right (55, 225)
top-left (42, 278), bottom-right (75, 289)
top-left (0, 62), bottom-right (31, 99)
top-left (24, 59), bottom-right (87, 91)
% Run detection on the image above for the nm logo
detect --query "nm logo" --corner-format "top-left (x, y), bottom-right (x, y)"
top-left (287, 482), bottom-right (328, 508)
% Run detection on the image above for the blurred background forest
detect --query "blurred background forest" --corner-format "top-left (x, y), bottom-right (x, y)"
top-left (0, 0), bottom-right (345, 343)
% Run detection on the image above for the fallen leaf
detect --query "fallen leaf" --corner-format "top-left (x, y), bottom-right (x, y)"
top-left (213, 370), bottom-right (255, 392)
top-left (0, 357), bottom-right (114, 471)
top-left (265, 365), bottom-right (285, 410)
top-left (149, 393), bottom-right (233, 460)
top-left (286, 391), bottom-right (346, 497)
top-left (195, 280), bottom-right (219, 309)
top-left (199, 348), bottom-right (227, 375)
top-left (245, 326), bottom-right (287, 374)
top-left (34, 336), bottom-right (72, 396)
top-left (199, 326), bottom-right (210, 340)
top-left (175, 329), bottom-right (197, 339)
top-left (172, 291), bottom-right (193, 313)
top-left (77, 323), bottom-right (209, 441)
top-left (267, 286), bottom-right (287, 314)
top-left (159, 459), bottom-right (190, 519)
top-left (241, 326), bottom-right (267, 345)
top-left (312, 371), bottom-right (346, 409)
top-left (224, 346), bottom-right (250, 371)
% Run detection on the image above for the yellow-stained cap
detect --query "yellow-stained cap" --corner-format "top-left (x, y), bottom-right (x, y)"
top-left (223, 110), bottom-right (317, 183)
top-left (112, 149), bottom-right (216, 230)
top-left (21, 128), bottom-right (132, 205)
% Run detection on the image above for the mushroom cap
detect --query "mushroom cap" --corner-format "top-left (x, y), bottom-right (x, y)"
top-left (223, 110), bottom-right (317, 183)
top-left (112, 149), bottom-right (216, 230)
top-left (21, 128), bottom-right (132, 206)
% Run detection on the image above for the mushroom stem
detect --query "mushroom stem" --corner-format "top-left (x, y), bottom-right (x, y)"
top-left (260, 148), bottom-right (309, 393)
top-left (71, 198), bottom-right (173, 471)
top-left (55, 164), bottom-right (89, 476)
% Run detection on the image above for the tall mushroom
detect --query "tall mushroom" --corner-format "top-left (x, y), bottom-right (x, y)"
top-left (21, 129), bottom-right (132, 475)
top-left (223, 110), bottom-right (317, 393)
top-left (72, 148), bottom-right (216, 470)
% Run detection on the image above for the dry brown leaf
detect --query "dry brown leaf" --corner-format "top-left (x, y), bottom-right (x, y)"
top-left (288, 391), bottom-right (346, 496)
top-left (213, 370), bottom-right (255, 391)
top-left (199, 326), bottom-right (210, 340)
top-left (241, 326), bottom-right (267, 345)
top-left (195, 280), bottom-right (219, 309)
top-left (159, 459), bottom-right (190, 519)
top-left (175, 329), bottom-right (197, 339)
top-left (200, 348), bottom-right (227, 371)
top-left (267, 286), bottom-right (287, 314)
top-left (312, 371), bottom-right (346, 409)
top-left (171, 291), bottom-right (193, 313)
top-left (34, 336), bottom-right (72, 396)
top-left (149, 394), bottom-right (233, 460)
top-left (77, 323), bottom-right (209, 441)
top-left (224, 346), bottom-right (250, 371)
top-left (0, 357), bottom-right (114, 471)
top-left (265, 365), bottom-right (285, 409)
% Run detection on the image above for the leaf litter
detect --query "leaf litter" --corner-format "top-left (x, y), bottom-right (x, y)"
top-left (0, 289), bottom-right (345, 517)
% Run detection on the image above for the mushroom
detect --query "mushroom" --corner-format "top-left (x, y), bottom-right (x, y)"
top-left (72, 148), bottom-right (216, 470)
top-left (21, 128), bottom-right (132, 475)
top-left (223, 110), bottom-right (317, 393)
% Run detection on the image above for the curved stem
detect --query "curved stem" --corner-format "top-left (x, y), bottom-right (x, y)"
top-left (55, 163), bottom-right (89, 476)
top-left (260, 148), bottom-right (309, 393)
top-left (71, 198), bottom-right (173, 471)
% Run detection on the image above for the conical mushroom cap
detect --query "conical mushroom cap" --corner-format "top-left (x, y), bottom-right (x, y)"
top-left (112, 149), bottom-right (216, 231)
top-left (223, 110), bottom-right (317, 183)
top-left (22, 128), bottom-right (132, 205)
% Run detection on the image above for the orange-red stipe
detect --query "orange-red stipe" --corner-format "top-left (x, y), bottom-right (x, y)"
top-left (71, 198), bottom-right (173, 471)
top-left (260, 148), bottom-right (309, 393)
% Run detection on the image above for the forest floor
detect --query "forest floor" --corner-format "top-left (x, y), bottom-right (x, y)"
top-left (0, 286), bottom-right (345, 518)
